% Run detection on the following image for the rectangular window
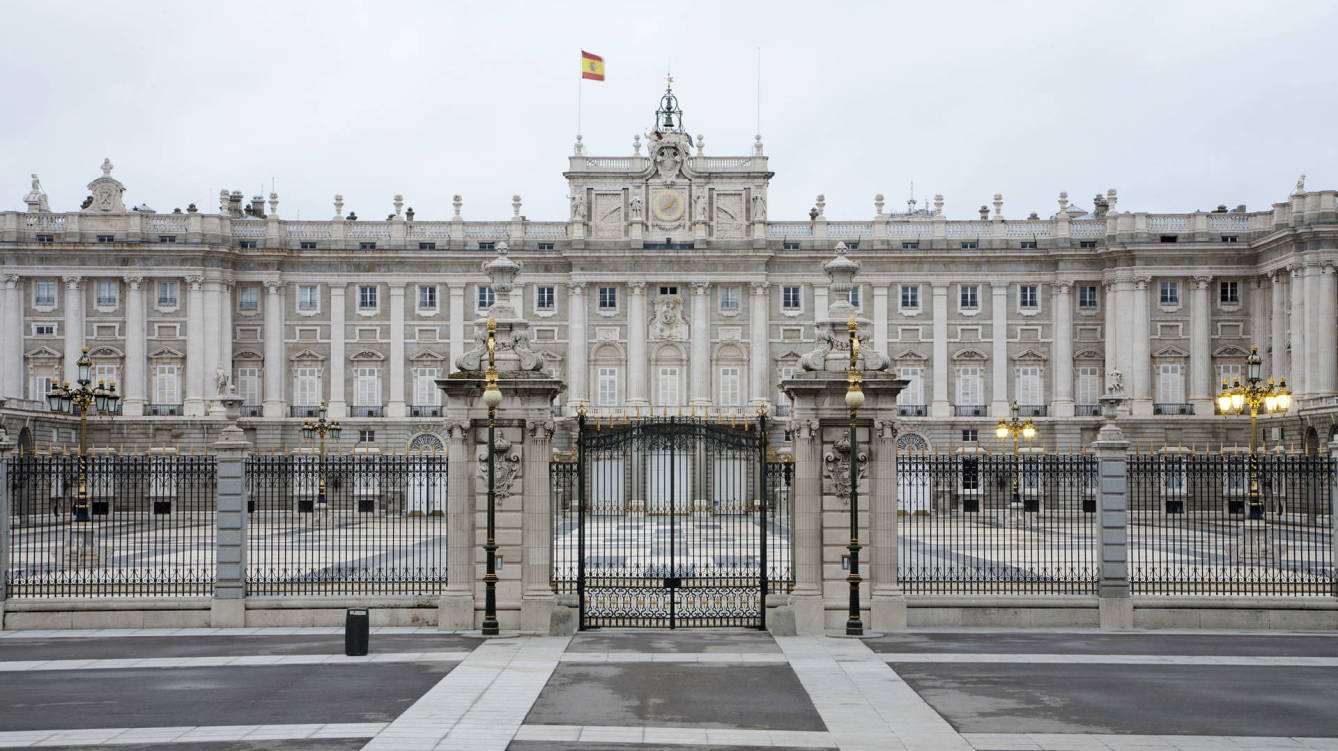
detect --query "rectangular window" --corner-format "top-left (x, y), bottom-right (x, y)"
top-left (1076, 366), bottom-right (1100, 406)
top-left (1160, 235), bottom-right (1178, 243)
top-left (1157, 363), bottom-right (1184, 404)
top-left (536, 286), bottom-right (555, 311)
top-left (414, 367), bottom-right (441, 406)
top-left (962, 429), bottom-right (979, 443)
top-left (97, 234), bottom-right (114, 243)
top-left (900, 285), bottom-right (919, 310)
top-left (293, 367), bottom-right (321, 406)
top-left (1019, 240), bottom-right (1038, 249)
top-left (238, 240), bottom-right (257, 249)
top-left (719, 366), bottom-right (741, 406)
top-left (478, 241), bottom-right (495, 250)
top-left (598, 286), bottom-right (617, 310)
top-left (658, 367), bottom-right (680, 406)
top-left (298, 285), bottom-right (319, 311)
top-left (847, 286), bottom-right (860, 308)
top-left (1219, 363), bottom-right (1242, 387)
top-left (1219, 280), bottom-right (1239, 304)
top-left (358, 429), bottom-right (375, 444)
top-left (477, 286), bottom-right (495, 310)
top-left (961, 241), bottom-right (978, 249)
top-left (1018, 366), bottom-right (1042, 405)
top-left (239, 286), bottom-right (259, 311)
top-left (782, 286), bottom-right (801, 310)
top-left (1079, 240), bottom-right (1098, 249)
top-left (1019, 285), bottom-right (1038, 310)
top-left (92, 363), bottom-right (118, 387)
top-left (897, 367), bottom-right (923, 405)
top-left (33, 323), bottom-right (56, 336)
top-left (418, 285), bottom-right (437, 311)
top-left (157, 281), bottom-right (178, 308)
top-left (597, 367), bottom-right (618, 406)
top-left (353, 367), bottom-right (381, 407)
top-left (959, 285), bottom-right (979, 310)
top-left (155, 364), bottom-right (180, 405)
top-left (782, 241), bottom-right (801, 250)
top-left (659, 286), bottom-right (678, 296)
top-left (1078, 285), bottom-right (1098, 310)
top-left (1221, 235), bottom-right (1239, 243)
top-left (418, 242), bottom-right (436, 250)
top-left (32, 375), bottom-right (55, 401)
top-left (537, 242), bottom-right (555, 250)
top-left (1160, 281), bottom-right (1179, 306)
top-left (957, 366), bottom-right (982, 406)
top-left (358, 285), bottom-right (377, 310)
top-left (777, 365), bottom-right (796, 414)
top-left (35, 234), bottom-right (53, 242)
top-left (236, 367), bottom-right (261, 406)
top-left (359, 242), bottom-right (376, 250)
top-left (34, 281), bottom-right (56, 307)
top-left (96, 280), bottom-right (117, 307)
top-left (720, 286), bottom-right (740, 311)
top-left (299, 241), bottom-right (318, 249)
top-left (901, 241), bottom-right (919, 250)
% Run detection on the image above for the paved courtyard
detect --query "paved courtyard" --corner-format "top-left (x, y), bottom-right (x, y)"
top-left (0, 627), bottom-right (1335, 750)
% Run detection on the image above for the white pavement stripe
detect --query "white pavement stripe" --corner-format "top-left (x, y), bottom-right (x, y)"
top-left (776, 636), bottom-right (972, 751)
top-left (361, 636), bottom-right (571, 751)
top-left (882, 653), bottom-right (1338, 667)
top-left (0, 626), bottom-right (446, 640)
top-left (963, 732), bottom-right (1338, 750)
top-left (559, 652), bottom-right (787, 663)
top-left (0, 723), bottom-right (386, 748)
top-left (0, 651), bottom-right (472, 672)
top-left (515, 724), bottom-right (837, 748)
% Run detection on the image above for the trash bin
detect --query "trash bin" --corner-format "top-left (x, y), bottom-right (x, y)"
top-left (345, 608), bottom-right (369, 656)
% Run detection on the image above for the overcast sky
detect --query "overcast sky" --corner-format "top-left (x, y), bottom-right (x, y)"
top-left (4, 1), bottom-right (1335, 223)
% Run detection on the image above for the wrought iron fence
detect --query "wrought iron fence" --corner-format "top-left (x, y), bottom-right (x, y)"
top-left (1128, 453), bottom-right (1334, 595)
top-left (7, 452), bottom-right (216, 597)
top-left (244, 452), bottom-right (447, 595)
top-left (897, 453), bottom-right (1099, 594)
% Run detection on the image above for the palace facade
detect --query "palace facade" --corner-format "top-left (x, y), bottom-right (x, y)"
top-left (2, 89), bottom-right (1337, 453)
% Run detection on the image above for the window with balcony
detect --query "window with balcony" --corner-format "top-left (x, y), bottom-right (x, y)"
top-left (236, 367), bottom-right (261, 407)
top-left (96, 280), bottom-right (117, 307)
top-left (597, 367), bottom-right (619, 406)
top-left (1156, 363), bottom-right (1185, 413)
top-left (298, 285), bottom-right (319, 311)
top-left (413, 367), bottom-right (442, 414)
top-left (293, 367), bottom-right (321, 406)
top-left (957, 366), bottom-right (982, 409)
top-left (1018, 366), bottom-right (1043, 406)
top-left (657, 367), bottom-right (680, 406)
top-left (1076, 366), bottom-right (1100, 412)
top-left (157, 281), bottom-right (178, 308)
top-left (239, 286), bottom-right (259, 311)
top-left (776, 366), bottom-right (795, 416)
top-left (719, 367), bottom-right (741, 406)
top-left (34, 281), bottom-right (56, 307)
top-left (897, 367), bottom-right (924, 415)
top-left (353, 367), bottom-right (381, 414)
top-left (154, 364), bottom-right (180, 406)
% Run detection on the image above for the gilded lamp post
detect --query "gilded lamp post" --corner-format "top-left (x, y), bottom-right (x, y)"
top-left (46, 346), bottom-right (121, 549)
top-left (995, 400), bottom-right (1037, 507)
top-left (301, 400), bottom-right (341, 515)
top-left (844, 316), bottom-right (865, 636)
top-left (1216, 345), bottom-right (1289, 519)
top-left (481, 316), bottom-right (503, 635)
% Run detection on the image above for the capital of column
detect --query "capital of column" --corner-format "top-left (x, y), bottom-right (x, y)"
top-left (749, 280), bottom-right (769, 294)
top-left (1053, 280), bottom-right (1073, 295)
top-left (62, 275), bottom-right (82, 289)
top-left (931, 281), bottom-right (949, 293)
top-left (990, 283), bottom-right (1008, 296)
top-left (185, 274), bottom-right (204, 290)
top-left (122, 275), bottom-right (144, 289)
top-left (1133, 276), bottom-right (1151, 291)
top-left (629, 281), bottom-right (647, 295)
top-left (3, 273), bottom-right (20, 289)
top-left (1289, 264), bottom-right (1304, 279)
top-left (1192, 275), bottom-right (1213, 290)
top-left (1322, 263), bottom-right (1336, 276)
top-left (263, 279), bottom-right (282, 293)
top-left (389, 282), bottom-right (407, 293)
top-left (568, 281), bottom-right (587, 295)
top-left (690, 281), bottom-right (710, 294)
top-left (445, 420), bottom-right (471, 440)
top-left (526, 418), bottom-right (556, 442)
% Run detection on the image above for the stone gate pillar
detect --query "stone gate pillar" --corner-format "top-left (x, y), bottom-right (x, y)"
top-left (781, 245), bottom-right (906, 633)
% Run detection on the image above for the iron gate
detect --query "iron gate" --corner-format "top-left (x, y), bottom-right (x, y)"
top-left (553, 413), bottom-right (787, 628)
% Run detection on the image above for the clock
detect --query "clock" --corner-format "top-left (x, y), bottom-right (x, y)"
top-left (652, 190), bottom-right (685, 222)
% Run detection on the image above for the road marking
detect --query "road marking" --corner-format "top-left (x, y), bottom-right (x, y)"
top-left (0, 722), bottom-right (385, 747)
top-left (776, 635), bottom-right (973, 751)
top-left (0, 651), bottom-right (471, 672)
top-left (881, 653), bottom-right (1338, 667)
top-left (963, 732), bottom-right (1338, 750)
top-left (515, 723), bottom-right (837, 748)
top-left (559, 651), bottom-right (787, 663)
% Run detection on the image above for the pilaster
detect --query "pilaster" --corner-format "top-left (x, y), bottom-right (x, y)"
top-left (749, 282), bottom-right (769, 408)
top-left (520, 417), bottom-right (556, 632)
top-left (261, 280), bottom-right (285, 418)
top-left (0, 275), bottom-right (19, 400)
top-left (990, 283), bottom-right (1009, 417)
top-left (184, 275), bottom-right (206, 417)
top-left (869, 417), bottom-right (906, 630)
top-left (627, 281), bottom-right (648, 406)
top-left (62, 275), bottom-right (83, 384)
top-left (328, 286), bottom-right (347, 418)
top-left (122, 276), bottom-right (146, 415)
top-left (439, 418), bottom-right (475, 629)
top-left (388, 283), bottom-right (407, 417)
top-left (690, 282), bottom-right (710, 406)
top-left (566, 282), bottom-right (587, 410)
top-left (1189, 275), bottom-right (1213, 413)
top-left (930, 282), bottom-right (950, 418)
top-left (1130, 276), bottom-right (1153, 416)
top-left (1051, 281), bottom-right (1074, 417)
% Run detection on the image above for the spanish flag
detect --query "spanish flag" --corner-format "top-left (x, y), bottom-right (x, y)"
top-left (581, 50), bottom-right (605, 81)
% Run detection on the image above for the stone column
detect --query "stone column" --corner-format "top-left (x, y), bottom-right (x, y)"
top-left (388, 283), bottom-right (407, 417)
top-left (871, 285), bottom-right (889, 361)
top-left (1052, 281), bottom-right (1075, 418)
top-left (566, 282), bottom-right (587, 410)
top-left (210, 420), bottom-right (251, 628)
top-left (328, 285), bottom-right (347, 418)
top-left (1093, 397), bottom-right (1132, 628)
top-left (1103, 280), bottom-right (1117, 389)
top-left (184, 276), bottom-right (206, 416)
top-left (1, 275), bottom-right (20, 400)
top-left (1271, 272), bottom-right (1287, 381)
top-left (869, 418), bottom-right (905, 630)
top-left (749, 282), bottom-right (769, 407)
top-left (1306, 263), bottom-right (1333, 397)
top-left (122, 276), bottom-right (146, 416)
top-left (262, 280), bottom-right (285, 418)
top-left (439, 419), bottom-right (474, 629)
top-left (62, 276), bottom-right (83, 384)
top-left (448, 284), bottom-right (466, 376)
top-left (1130, 277), bottom-right (1153, 416)
top-left (201, 280), bottom-right (221, 406)
top-left (930, 282), bottom-right (949, 418)
top-left (1290, 266), bottom-right (1306, 396)
top-left (1316, 265), bottom-right (1337, 396)
top-left (1189, 275), bottom-right (1213, 412)
top-left (220, 282), bottom-right (234, 385)
top-left (520, 417), bottom-right (556, 632)
top-left (788, 419), bottom-right (823, 633)
top-left (990, 283), bottom-right (1009, 417)
top-left (690, 282), bottom-right (710, 407)
top-left (1253, 277), bottom-right (1270, 375)
top-left (627, 281), bottom-right (648, 406)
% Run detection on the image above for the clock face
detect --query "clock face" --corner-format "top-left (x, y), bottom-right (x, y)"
top-left (652, 190), bottom-right (685, 222)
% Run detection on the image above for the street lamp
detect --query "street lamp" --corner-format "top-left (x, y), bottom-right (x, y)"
top-left (844, 316), bottom-right (864, 636)
top-left (481, 316), bottom-right (503, 635)
top-left (46, 346), bottom-right (120, 525)
top-left (301, 400), bottom-right (341, 514)
top-left (1216, 345), bottom-right (1289, 519)
top-left (995, 400), bottom-right (1038, 507)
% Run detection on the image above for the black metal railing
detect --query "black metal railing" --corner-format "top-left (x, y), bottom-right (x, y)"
top-left (897, 453), bottom-right (1099, 594)
top-left (898, 405), bottom-right (927, 417)
top-left (1018, 405), bottom-right (1047, 417)
top-left (1128, 453), bottom-right (1333, 595)
top-left (1075, 404), bottom-right (1101, 417)
top-left (1153, 403), bottom-right (1194, 415)
top-left (7, 452), bottom-right (217, 597)
top-left (409, 405), bottom-right (442, 417)
top-left (245, 453), bottom-right (447, 595)
top-left (242, 405), bottom-right (263, 417)
top-left (954, 405), bottom-right (987, 417)
top-left (289, 406), bottom-right (320, 418)
top-left (144, 404), bottom-right (182, 416)
top-left (350, 406), bottom-right (384, 417)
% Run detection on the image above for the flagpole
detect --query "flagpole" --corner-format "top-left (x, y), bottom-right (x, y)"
top-left (578, 73), bottom-right (583, 138)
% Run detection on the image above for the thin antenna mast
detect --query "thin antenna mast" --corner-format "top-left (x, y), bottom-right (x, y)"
top-left (755, 47), bottom-right (762, 135)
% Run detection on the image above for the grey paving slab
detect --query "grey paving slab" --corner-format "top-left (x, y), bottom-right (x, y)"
top-left (30, 741), bottom-right (369, 751)
top-left (863, 631), bottom-right (1338, 657)
top-left (524, 662), bottom-right (824, 731)
top-left (508, 744), bottom-right (836, 751)
top-left (0, 634), bottom-right (482, 662)
top-left (896, 662), bottom-right (1338, 737)
top-left (0, 663), bottom-right (452, 732)
top-left (566, 630), bottom-right (781, 653)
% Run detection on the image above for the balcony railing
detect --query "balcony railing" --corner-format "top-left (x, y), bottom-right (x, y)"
top-left (350, 406), bottom-right (384, 417)
top-left (1018, 405), bottom-right (1047, 417)
top-left (1076, 404), bottom-right (1101, 417)
top-left (1154, 403), bottom-right (1194, 416)
top-left (290, 405), bottom-right (320, 418)
top-left (144, 403), bottom-right (182, 416)
top-left (954, 405), bottom-right (987, 417)
top-left (898, 405), bottom-right (927, 417)
top-left (241, 405), bottom-right (263, 417)
top-left (774, 403), bottom-right (792, 417)
top-left (409, 405), bottom-right (442, 417)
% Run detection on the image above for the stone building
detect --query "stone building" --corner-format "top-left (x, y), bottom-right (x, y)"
top-left (2, 87), bottom-right (1336, 453)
